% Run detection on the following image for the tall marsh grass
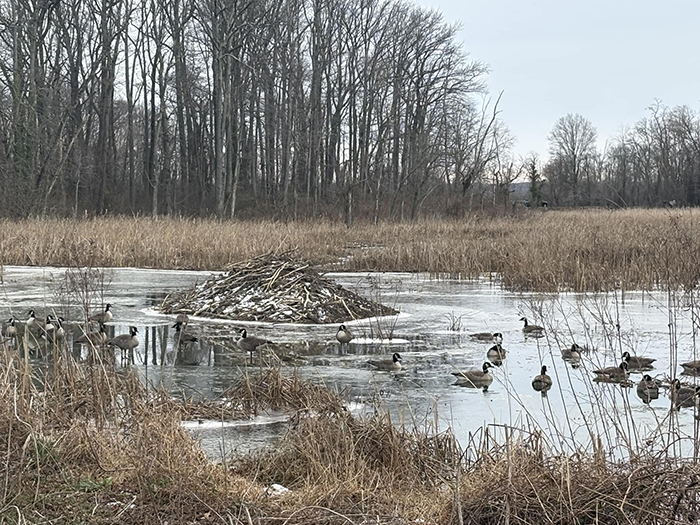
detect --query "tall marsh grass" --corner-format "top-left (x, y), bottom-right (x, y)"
top-left (3, 317), bottom-right (700, 523)
top-left (2, 208), bottom-right (700, 292)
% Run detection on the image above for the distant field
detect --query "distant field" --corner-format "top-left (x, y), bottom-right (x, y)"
top-left (0, 209), bottom-right (698, 291)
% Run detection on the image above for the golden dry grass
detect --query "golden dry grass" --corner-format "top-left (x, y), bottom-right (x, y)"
top-left (1, 208), bottom-right (700, 291)
top-left (4, 340), bottom-right (700, 524)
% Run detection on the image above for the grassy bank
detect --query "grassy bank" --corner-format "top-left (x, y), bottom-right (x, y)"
top-left (2, 344), bottom-right (700, 524)
top-left (1, 208), bottom-right (700, 291)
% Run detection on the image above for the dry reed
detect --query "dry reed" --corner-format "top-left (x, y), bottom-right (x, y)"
top-left (5, 338), bottom-right (700, 523)
top-left (1, 209), bottom-right (699, 291)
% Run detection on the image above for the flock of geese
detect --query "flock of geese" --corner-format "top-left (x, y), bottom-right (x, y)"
top-left (4, 307), bottom-right (700, 409)
top-left (337, 316), bottom-right (700, 410)
top-left (1, 304), bottom-right (143, 360)
top-left (0, 305), bottom-right (284, 364)
top-left (335, 317), bottom-right (553, 392)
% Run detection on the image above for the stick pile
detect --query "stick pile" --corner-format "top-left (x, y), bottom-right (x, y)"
top-left (160, 252), bottom-right (397, 323)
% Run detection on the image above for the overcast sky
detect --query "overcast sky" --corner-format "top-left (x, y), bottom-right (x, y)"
top-left (412, 0), bottom-right (700, 159)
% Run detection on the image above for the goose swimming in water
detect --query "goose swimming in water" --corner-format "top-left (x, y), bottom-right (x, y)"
top-left (367, 352), bottom-right (402, 372)
top-left (452, 362), bottom-right (494, 391)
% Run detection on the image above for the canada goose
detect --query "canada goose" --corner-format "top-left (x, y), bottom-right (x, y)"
top-left (680, 360), bottom-right (700, 374)
top-left (54, 316), bottom-right (66, 341)
top-left (593, 362), bottom-right (629, 383)
top-left (486, 343), bottom-right (506, 360)
top-left (108, 326), bottom-right (139, 359)
top-left (621, 351), bottom-right (655, 370)
top-left (670, 379), bottom-right (700, 409)
top-left (520, 317), bottom-right (544, 336)
top-left (561, 344), bottom-right (582, 360)
top-left (237, 329), bottom-right (273, 358)
top-left (471, 332), bottom-right (503, 344)
top-left (2, 317), bottom-right (17, 339)
top-left (43, 314), bottom-right (56, 336)
top-left (336, 325), bottom-right (354, 346)
top-left (75, 323), bottom-right (108, 346)
top-left (636, 374), bottom-right (659, 404)
top-left (452, 362), bottom-right (494, 390)
top-left (532, 365), bottom-right (553, 393)
top-left (367, 352), bottom-right (402, 371)
top-left (26, 310), bottom-right (45, 331)
top-left (89, 304), bottom-right (113, 324)
top-left (172, 321), bottom-right (198, 344)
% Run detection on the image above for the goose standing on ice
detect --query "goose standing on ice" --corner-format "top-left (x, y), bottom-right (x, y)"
top-left (336, 324), bottom-right (354, 351)
top-left (108, 326), bottom-right (140, 362)
top-left (89, 304), bottom-right (113, 325)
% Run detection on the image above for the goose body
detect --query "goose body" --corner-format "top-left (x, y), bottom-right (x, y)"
top-left (561, 344), bottom-right (582, 360)
top-left (680, 360), bottom-right (700, 373)
top-left (75, 324), bottom-right (107, 345)
top-left (520, 317), bottom-right (544, 335)
top-left (636, 374), bottom-right (659, 404)
top-left (367, 352), bottom-right (402, 371)
top-left (2, 318), bottom-right (17, 338)
top-left (173, 321), bottom-right (198, 344)
top-left (54, 317), bottom-right (66, 341)
top-left (486, 343), bottom-right (506, 360)
top-left (471, 332), bottom-right (503, 344)
top-left (26, 310), bottom-right (45, 331)
top-left (670, 379), bottom-right (700, 409)
top-left (43, 314), bottom-right (56, 336)
top-left (237, 329), bottom-right (272, 354)
top-left (593, 362), bottom-right (629, 383)
top-left (622, 351), bottom-right (655, 370)
top-left (532, 365), bottom-right (553, 393)
top-left (108, 326), bottom-right (139, 353)
top-left (452, 362), bottom-right (494, 390)
top-left (336, 325), bottom-right (354, 345)
top-left (89, 304), bottom-right (113, 325)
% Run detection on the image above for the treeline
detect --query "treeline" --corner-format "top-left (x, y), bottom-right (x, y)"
top-left (0, 0), bottom-right (512, 221)
top-left (543, 104), bottom-right (700, 208)
top-left (2, 0), bottom-right (697, 221)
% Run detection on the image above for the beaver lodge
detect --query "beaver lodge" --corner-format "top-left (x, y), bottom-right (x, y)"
top-left (160, 252), bottom-right (398, 323)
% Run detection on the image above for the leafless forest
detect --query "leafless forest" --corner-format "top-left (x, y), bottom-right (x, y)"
top-left (0, 0), bottom-right (698, 221)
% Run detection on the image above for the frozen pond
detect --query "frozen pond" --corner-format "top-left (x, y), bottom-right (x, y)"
top-left (1, 265), bottom-right (699, 461)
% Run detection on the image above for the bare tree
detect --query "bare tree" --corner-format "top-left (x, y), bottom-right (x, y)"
top-left (546, 113), bottom-right (597, 206)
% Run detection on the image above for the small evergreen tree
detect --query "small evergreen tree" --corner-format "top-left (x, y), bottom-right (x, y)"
top-left (526, 155), bottom-right (544, 207)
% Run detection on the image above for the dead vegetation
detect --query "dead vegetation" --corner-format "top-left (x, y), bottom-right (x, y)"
top-left (4, 336), bottom-right (700, 524)
top-left (1, 209), bottom-right (700, 292)
top-left (161, 252), bottom-right (397, 323)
